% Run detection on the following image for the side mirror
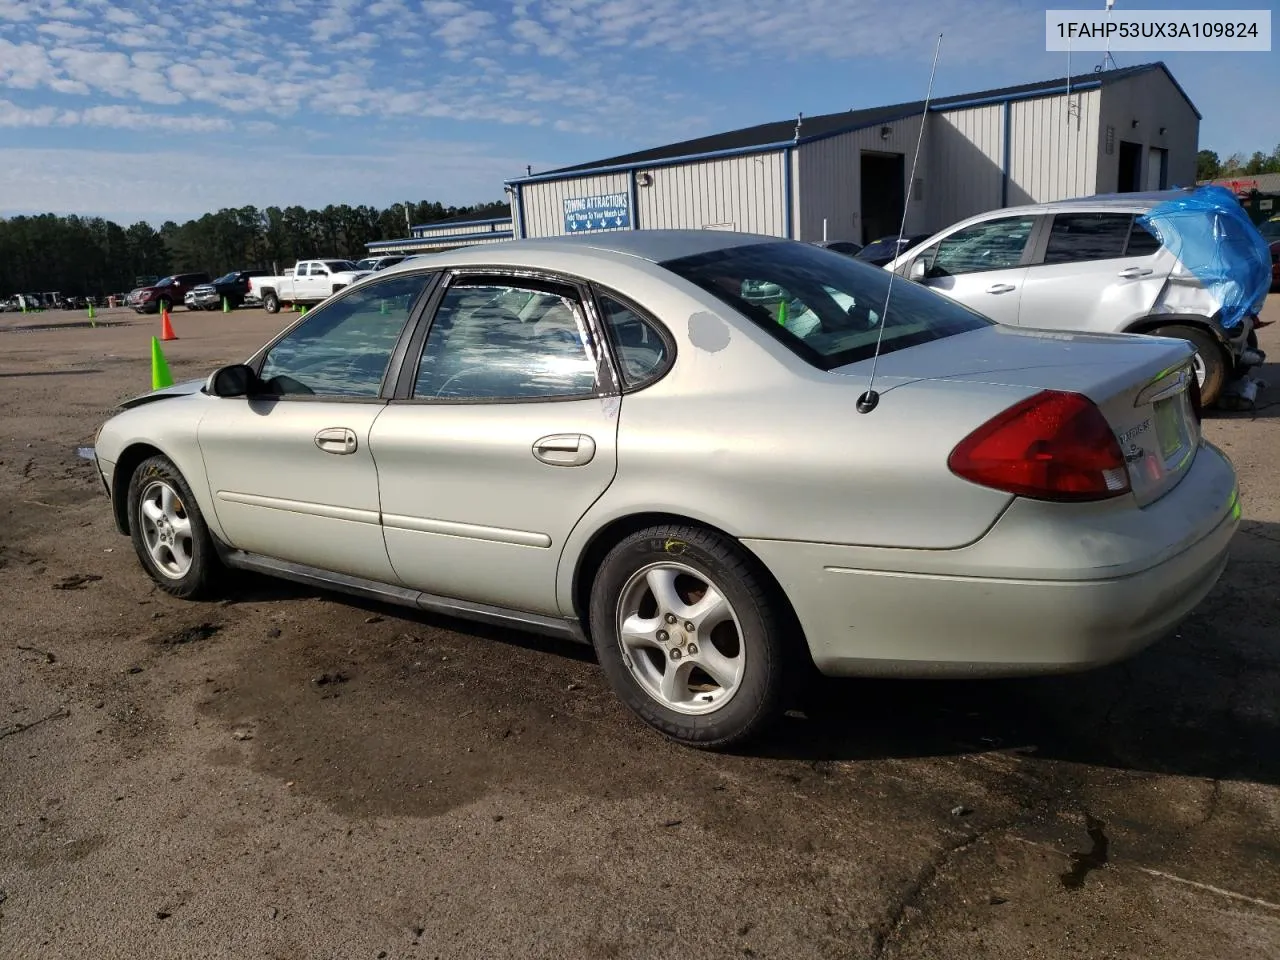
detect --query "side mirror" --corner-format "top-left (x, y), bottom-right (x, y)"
top-left (205, 363), bottom-right (257, 397)
top-left (909, 259), bottom-right (927, 282)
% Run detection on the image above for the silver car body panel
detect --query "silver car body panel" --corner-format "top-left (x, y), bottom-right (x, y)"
top-left (93, 231), bottom-right (1239, 678)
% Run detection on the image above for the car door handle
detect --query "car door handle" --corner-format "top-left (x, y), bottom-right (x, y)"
top-left (314, 427), bottom-right (357, 455)
top-left (1117, 267), bottom-right (1154, 278)
top-left (533, 434), bottom-right (596, 467)
top-left (985, 283), bottom-right (1016, 294)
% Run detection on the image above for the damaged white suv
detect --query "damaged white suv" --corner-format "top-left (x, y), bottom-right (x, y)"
top-left (885, 190), bottom-right (1266, 406)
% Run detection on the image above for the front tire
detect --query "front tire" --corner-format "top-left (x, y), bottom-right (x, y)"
top-left (263, 292), bottom-right (280, 314)
top-left (1151, 324), bottom-right (1227, 407)
top-left (126, 455), bottom-right (221, 600)
top-left (588, 525), bottom-right (787, 749)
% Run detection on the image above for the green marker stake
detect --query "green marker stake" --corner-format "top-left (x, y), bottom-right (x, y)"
top-left (777, 300), bottom-right (788, 328)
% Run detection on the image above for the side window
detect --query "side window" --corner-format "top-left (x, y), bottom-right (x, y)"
top-left (295, 264), bottom-right (310, 277)
top-left (257, 272), bottom-right (431, 398)
top-left (927, 216), bottom-right (1037, 277)
top-left (597, 293), bottom-right (671, 388)
top-left (413, 282), bottom-right (598, 400)
top-left (1043, 213), bottom-right (1134, 264)
top-left (1125, 220), bottom-right (1163, 257)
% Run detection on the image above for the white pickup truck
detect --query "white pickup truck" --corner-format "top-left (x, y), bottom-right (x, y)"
top-left (249, 259), bottom-right (372, 314)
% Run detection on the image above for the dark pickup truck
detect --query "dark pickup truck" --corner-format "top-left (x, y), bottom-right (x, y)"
top-left (187, 269), bottom-right (274, 310)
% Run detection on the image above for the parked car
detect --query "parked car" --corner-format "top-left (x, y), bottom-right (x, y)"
top-left (91, 230), bottom-right (1238, 748)
top-left (126, 273), bottom-right (211, 314)
top-left (815, 240), bottom-right (863, 257)
top-left (188, 270), bottom-right (274, 310)
top-left (1259, 216), bottom-right (1280, 290)
top-left (855, 234), bottom-right (932, 267)
top-left (248, 259), bottom-right (372, 314)
top-left (354, 255), bottom-right (410, 272)
top-left (884, 192), bottom-right (1264, 405)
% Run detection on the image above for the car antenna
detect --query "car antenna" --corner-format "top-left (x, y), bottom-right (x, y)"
top-left (857, 33), bottom-right (943, 415)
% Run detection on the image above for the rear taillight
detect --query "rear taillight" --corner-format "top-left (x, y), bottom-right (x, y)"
top-left (948, 390), bottom-right (1131, 502)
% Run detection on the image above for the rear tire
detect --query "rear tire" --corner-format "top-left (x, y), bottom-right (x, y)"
top-left (1151, 324), bottom-right (1227, 407)
top-left (126, 455), bottom-right (221, 600)
top-left (588, 524), bottom-right (788, 749)
top-left (263, 292), bottom-right (280, 314)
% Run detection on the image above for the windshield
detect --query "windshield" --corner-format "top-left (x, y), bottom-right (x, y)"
top-left (155, 276), bottom-right (176, 287)
top-left (325, 260), bottom-right (357, 273)
top-left (214, 272), bottom-right (239, 283)
top-left (661, 241), bottom-right (991, 371)
top-left (1260, 218), bottom-right (1280, 241)
top-left (354, 259), bottom-right (375, 270)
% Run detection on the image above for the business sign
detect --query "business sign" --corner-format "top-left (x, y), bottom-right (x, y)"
top-left (564, 192), bottom-right (630, 232)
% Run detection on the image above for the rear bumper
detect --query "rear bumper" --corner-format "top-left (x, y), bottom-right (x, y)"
top-left (746, 442), bottom-right (1240, 678)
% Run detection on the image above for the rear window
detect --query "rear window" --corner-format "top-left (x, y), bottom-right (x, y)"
top-left (661, 241), bottom-right (992, 371)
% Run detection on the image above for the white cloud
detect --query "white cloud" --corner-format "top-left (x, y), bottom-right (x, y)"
top-left (36, 21), bottom-right (96, 41)
top-left (0, 98), bottom-right (230, 132)
top-left (0, 39), bottom-right (61, 88)
top-left (431, 7), bottom-right (496, 47)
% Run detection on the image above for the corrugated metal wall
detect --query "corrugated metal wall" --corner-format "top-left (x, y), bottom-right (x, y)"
top-left (369, 235), bottom-right (513, 254)
top-left (636, 152), bottom-right (786, 235)
top-left (518, 172), bottom-right (630, 238)
top-left (415, 221), bottom-right (508, 239)
top-left (795, 114), bottom-right (929, 243)
top-left (1096, 72), bottom-right (1198, 193)
top-left (928, 106), bottom-right (1005, 227)
top-left (1008, 89), bottom-right (1100, 205)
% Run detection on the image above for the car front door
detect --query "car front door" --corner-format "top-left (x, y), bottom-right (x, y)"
top-left (370, 273), bottom-right (621, 616)
top-left (309, 264), bottom-right (333, 300)
top-left (197, 270), bottom-right (436, 583)
top-left (905, 214), bottom-right (1039, 325)
top-left (1016, 210), bottom-right (1169, 333)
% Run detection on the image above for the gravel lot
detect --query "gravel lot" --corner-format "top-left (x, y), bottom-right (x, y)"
top-left (2, 299), bottom-right (1279, 960)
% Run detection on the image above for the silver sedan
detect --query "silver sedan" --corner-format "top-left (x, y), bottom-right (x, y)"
top-left (92, 230), bottom-right (1240, 748)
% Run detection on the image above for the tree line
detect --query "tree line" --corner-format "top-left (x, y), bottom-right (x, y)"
top-left (1197, 143), bottom-right (1280, 182)
top-left (0, 199), bottom-right (510, 297)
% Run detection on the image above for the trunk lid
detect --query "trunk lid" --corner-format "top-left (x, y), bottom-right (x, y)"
top-left (837, 325), bottom-right (1201, 507)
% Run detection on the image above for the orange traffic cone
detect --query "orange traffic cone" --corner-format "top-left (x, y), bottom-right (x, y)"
top-left (160, 307), bottom-right (178, 341)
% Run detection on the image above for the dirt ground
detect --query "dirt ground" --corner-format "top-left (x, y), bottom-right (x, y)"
top-left (2, 298), bottom-right (1279, 960)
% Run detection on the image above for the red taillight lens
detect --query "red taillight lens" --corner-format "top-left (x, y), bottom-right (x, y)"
top-left (948, 390), bottom-right (1131, 502)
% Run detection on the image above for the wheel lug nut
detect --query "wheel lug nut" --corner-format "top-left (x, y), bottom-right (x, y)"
top-left (656, 630), bottom-right (669, 643)
top-left (665, 613), bottom-right (677, 624)
top-left (684, 621), bottom-right (695, 632)
top-left (687, 643), bottom-right (698, 655)
top-left (670, 648), bottom-right (682, 660)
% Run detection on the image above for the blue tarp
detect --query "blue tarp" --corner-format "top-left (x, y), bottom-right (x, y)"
top-left (1137, 184), bottom-right (1272, 330)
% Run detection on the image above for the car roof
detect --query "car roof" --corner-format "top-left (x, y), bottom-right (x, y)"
top-left (993, 188), bottom-right (1196, 217)
top-left (377, 229), bottom-right (778, 274)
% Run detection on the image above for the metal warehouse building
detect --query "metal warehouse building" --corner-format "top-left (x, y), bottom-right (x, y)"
top-left (506, 62), bottom-right (1199, 246)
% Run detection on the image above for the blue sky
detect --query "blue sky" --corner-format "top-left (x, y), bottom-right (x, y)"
top-left (0, 0), bottom-right (1275, 225)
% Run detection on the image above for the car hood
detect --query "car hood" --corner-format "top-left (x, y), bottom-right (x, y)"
top-left (118, 377), bottom-right (205, 410)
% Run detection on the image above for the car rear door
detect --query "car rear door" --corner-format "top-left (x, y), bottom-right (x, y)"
top-left (369, 271), bottom-right (621, 617)
top-left (1015, 210), bottom-right (1170, 333)
top-left (197, 270), bottom-right (437, 583)
top-left (904, 214), bottom-right (1040, 325)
